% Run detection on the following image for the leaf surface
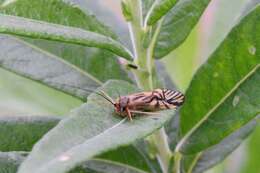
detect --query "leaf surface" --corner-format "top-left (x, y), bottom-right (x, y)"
top-left (0, 114), bottom-right (155, 173)
top-left (80, 159), bottom-right (149, 173)
top-left (142, 0), bottom-right (155, 19)
top-left (0, 152), bottom-right (26, 173)
top-left (154, 0), bottom-right (211, 58)
top-left (0, 14), bottom-right (133, 60)
top-left (146, 0), bottom-right (179, 25)
top-left (0, 151), bottom-right (150, 173)
top-left (178, 6), bottom-right (260, 154)
top-left (240, 118), bottom-right (260, 173)
top-left (18, 80), bottom-right (175, 173)
top-left (0, 0), bottom-right (131, 99)
top-left (0, 35), bottom-right (101, 100)
top-left (181, 119), bottom-right (257, 173)
top-left (0, 115), bottom-right (60, 151)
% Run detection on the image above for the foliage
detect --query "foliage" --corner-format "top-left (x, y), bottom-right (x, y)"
top-left (0, 0), bottom-right (259, 173)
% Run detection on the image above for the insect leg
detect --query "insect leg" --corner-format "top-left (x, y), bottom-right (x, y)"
top-left (129, 110), bottom-right (160, 115)
top-left (125, 107), bottom-right (133, 121)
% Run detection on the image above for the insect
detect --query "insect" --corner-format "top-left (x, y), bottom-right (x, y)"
top-left (53, 83), bottom-right (184, 121)
top-left (97, 88), bottom-right (185, 121)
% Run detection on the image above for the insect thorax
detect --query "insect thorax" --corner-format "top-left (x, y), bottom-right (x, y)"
top-left (117, 96), bottom-right (129, 111)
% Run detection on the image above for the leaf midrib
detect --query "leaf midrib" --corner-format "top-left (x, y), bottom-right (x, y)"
top-left (176, 64), bottom-right (260, 152)
top-left (15, 37), bottom-right (103, 85)
top-left (0, 36), bottom-right (104, 100)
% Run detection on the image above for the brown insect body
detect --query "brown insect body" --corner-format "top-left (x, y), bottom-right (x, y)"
top-left (110, 89), bottom-right (184, 121)
top-left (48, 83), bottom-right (184, 121)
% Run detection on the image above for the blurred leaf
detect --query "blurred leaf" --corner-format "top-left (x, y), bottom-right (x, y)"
top-left (81, 159), bottom-right (148, 173)
top-left (0, 152), bottom-right (26, 173)
top-left (0, 35), bottom-right (101, 100)
top-left (181, 119), bottom-right (257, 173)
top-left (0, 115), bottom-right (60, 151)
top-left (73, 0), bottom-right (131, 48)
top-left (98, 145), bottom-right (161, 173)
top-left (162, 24), bottom-right (199, 91)
top-left (178, 6), bottom-right (260, 154)
top-left (142, 0), bottom-right (155, 19)
top-left (0, 14), bottom-right (133, 60)
top-left (18, 80), bottom-right (175, 173)
top-left (155, 61), bottom-right (176, 89)
top-left (240, 119), bottom-right (260, 173)
top-left (121, 0), bottom-right (132, 21)
top-left (241, 0), bottom-right (260, 18)
top-left (0, 68), bottom-right (82, 115)
top-left (154, 0), bottom-right (211, 58)
top-left (146, 0), bottom-right (179, 26)
top-left (166, 113), bottom-right (180, 150)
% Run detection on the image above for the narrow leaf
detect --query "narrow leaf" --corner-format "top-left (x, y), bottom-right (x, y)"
top-left (0, 14), bottom-right (133, 60)
top-left (18, 80), bottom-right (175, 173)
top-left (154, 0), bottom-right (211, 58)
top-left (0, 0), bottom-right (131, 98)
top-left (178, 6), bottom-right (260, 154)
top-left (239, 119), bottom-right (260, 173)
top-left (0, 35), bottom-right (101, 100)
top-left (181, 119), bottom-right (257, 173)
top-left (81, 159), bottom-right (149, 173)
top-left (0, 152), bottom-right (26, 173)
top-left (98, 145), bottom-right (160, 173)
top-left (0, 151), bottom-right (149, 173)
top-left (0, 115), bottom-right (60, 151)
top-left (146, 0), bottom-right (179, 26)
top-left (142, 0), bottom-right (155, 19)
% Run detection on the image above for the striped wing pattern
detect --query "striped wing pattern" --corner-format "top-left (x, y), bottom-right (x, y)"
top-left (162, 89), bottom-right (185, 107)
top-left (127, 88), bottom-right (185, 111)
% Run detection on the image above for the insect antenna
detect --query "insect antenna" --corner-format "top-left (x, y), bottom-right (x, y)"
top-left (49, 82), bottom-right (115, 105)
top-left (98, 90), bottom-right (115, 105)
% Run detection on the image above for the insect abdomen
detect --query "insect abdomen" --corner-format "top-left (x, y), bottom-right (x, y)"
top-left (126, 88), bottom-right (184, 111)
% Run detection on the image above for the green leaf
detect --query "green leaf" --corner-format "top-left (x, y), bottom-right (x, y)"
top-left (0, 151), bottom-right (150, 173)
top-left (146, 0), bottom-right (179, 26)
top-left (178, 6), bottom-right (260, 154)
top-left (1, 0), bottom-right (117, 38)
top-left (18, 80), bottom-right (174, 173)
top-left (121, 0), bottom-right (133, 21)
top-left (0, 115), bottom-right (60, 151)
top-left (240, 119), bottom-right (260, 173)
top-left (142, 0), bottom-right (155, 19)
top-left (0, 67), bottom-right (83, 115)
top-left (80, 159), bottom-right (149, 173)
top-left (181, 119), bottom-right (257, 173)
top-left (0, 113), bottom-right (155, 172)
top-left (75, 0), bottom-right (131, 47)
top-left (0, 0), bottom-right (131, 97)
top-left (0, 35), bottom-right (101, 100)
top-left (98, 145), bottom-right (161, 173)
top-left (0, 152), bottom-right (26, 173)
top-left (154, 0), bottom-right (211, 58)
top-left (0, 14), bottom-right (133, 60)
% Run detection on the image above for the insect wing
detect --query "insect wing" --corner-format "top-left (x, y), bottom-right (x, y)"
top-left (163, 89), bottom-right (185, 107)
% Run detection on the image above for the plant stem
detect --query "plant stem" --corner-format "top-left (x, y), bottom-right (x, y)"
top-left (152, 128), bottom-right (173, 173)
top-left (126, 1), bottom-right (172, 172)
top-left (173, 152), bottom-right (182, 173)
